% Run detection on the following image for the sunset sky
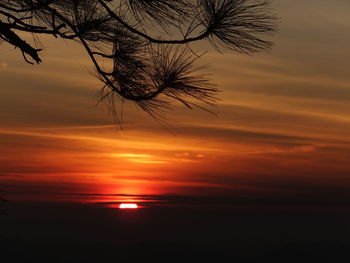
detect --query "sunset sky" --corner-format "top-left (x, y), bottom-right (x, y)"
top-left (1, 0), bottom-right (350, 204)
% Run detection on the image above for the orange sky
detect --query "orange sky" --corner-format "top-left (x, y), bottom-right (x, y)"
top-left (1, 0), bottom-right (350, 203)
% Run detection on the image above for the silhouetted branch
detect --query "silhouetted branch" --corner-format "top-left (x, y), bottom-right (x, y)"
top-left (0, 0), bottom-right (277, 121)
top-left (200, 0), bottom-right (277, 53)
top-left (0, 21), bottom-right (42, 63)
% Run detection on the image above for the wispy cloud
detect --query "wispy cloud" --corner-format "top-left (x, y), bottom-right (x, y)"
top-left (1, 0), bottom-right (350, 202)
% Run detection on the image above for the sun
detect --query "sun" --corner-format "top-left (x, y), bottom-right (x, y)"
top-left (119, 203), bottom-right (138, 209)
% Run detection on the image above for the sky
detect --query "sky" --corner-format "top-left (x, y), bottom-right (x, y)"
top-left (1, 0), bottom-right (350, 204)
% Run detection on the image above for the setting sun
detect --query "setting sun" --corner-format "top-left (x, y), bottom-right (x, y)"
top-left (119, 203), bottom-right (138, 209)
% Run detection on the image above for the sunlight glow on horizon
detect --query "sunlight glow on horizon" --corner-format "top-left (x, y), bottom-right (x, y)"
top-left (112, 153), bottom-right (153, 158)
top-left (111, 153), bottom-right (168, 164)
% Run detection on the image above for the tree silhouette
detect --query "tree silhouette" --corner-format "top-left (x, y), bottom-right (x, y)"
top-left (0, 0), bottom-right (276, 118)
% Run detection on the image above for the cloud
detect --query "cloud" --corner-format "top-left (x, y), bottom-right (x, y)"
top-left (1, 0), bottom-right (350, 203)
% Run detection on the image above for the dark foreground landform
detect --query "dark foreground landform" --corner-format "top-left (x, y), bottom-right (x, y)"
top-left (1, 202), bottom-right (350, 263)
